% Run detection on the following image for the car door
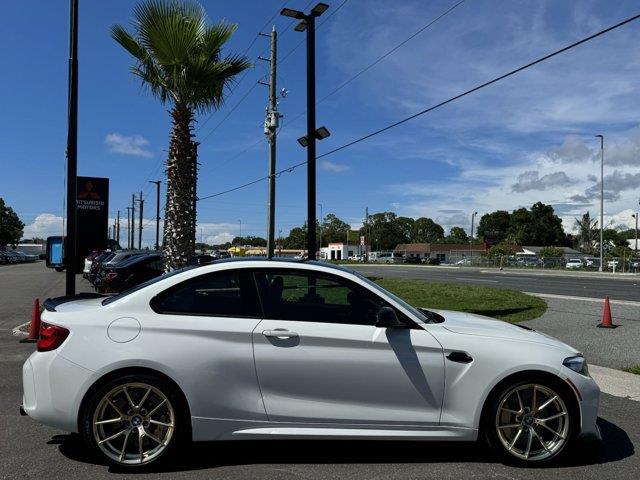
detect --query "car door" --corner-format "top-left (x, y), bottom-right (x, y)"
top-left (252, 268), bottom-right (445, 426)
top-left (147, 269), bottom-right (267, 427)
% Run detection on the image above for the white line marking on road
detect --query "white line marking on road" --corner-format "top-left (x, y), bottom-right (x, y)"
top-left (524, 292), bottom-right (640, 306)
top-left (455, 277), bottom-right (499, 283)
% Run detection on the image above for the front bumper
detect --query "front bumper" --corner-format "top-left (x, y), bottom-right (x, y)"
top-left (22, 350), bottom-right (95, 433)
top-left (564, 368), bottom-right (601, 441)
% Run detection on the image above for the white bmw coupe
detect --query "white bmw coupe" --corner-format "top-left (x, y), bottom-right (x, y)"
top-left (22, 259), bottom-right (600, 469)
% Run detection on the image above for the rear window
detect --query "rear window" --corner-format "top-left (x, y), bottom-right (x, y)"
top-left (101, 265), bottom-right (196, 305)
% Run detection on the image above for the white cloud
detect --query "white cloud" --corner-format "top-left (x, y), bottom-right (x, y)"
top-left (512, 170), bottom-right (574, 192)
top-left (320, 160), bottom-right (350, 173)
top-left (22, 214), bottom-right (64, 239)
top-left (105, 133), bottom-right (153, 158)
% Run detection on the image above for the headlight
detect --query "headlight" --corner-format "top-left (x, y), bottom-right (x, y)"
top-left (563, 355), bottom-right (589, 376)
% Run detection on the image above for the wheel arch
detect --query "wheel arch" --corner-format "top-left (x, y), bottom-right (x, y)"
top-left (478, 369), bottom-right (581, 435)
top-left (77, 366), bottom-right (192, 437)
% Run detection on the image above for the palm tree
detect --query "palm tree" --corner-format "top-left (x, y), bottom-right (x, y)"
top-left (111, 0), bottom-right (250, 270)
top-left (574, 212), bottom-right (597, 253)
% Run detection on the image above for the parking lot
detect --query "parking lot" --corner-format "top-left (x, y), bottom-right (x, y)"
top-left (0, 262), bottom-right (638, 479)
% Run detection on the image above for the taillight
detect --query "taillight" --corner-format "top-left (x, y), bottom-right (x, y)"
top-left (37, 323), bottom-right (70, 352)
top-left (105, 272), bottom-right (118, 282)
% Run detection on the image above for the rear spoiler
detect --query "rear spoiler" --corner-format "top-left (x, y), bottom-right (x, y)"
top-left (43, 293), bottom-right (107, 312)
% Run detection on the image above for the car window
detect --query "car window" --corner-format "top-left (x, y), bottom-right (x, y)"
top-left (254, 269), bottom-right (388, 326)
top-left (152, 270), bottom-right (261, 318)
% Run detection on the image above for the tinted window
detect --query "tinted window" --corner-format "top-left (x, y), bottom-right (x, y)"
top-left (255, 270), bottom-right (386, 325)
top-left (152, 270), bottom-right (261, 317)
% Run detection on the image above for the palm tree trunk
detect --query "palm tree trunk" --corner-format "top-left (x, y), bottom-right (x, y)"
top-left (163, 105), bottom-right (197, 270)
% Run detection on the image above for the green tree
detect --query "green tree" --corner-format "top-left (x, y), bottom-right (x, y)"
top-left (573, 212), bottom-right (597, 253)
top-left (413, 217), bottom-right (444, 243)
top-left (447, 226), bottom-right (468, 243)
top-left (0, 198), bottom-right (24, 246)
top-left (112, 1), bottom-right (250, 270)
top-left (320, 213), bottom-right (351, 246)
top-left (539, 246), bottom-right (564, 258)
top-left (284, 226), bottom-right (306, 249)
top-left (360, 212), bottom-right (408, 250)
top-left (507, 203), bottom-right (565, 245)
top-left (487, 243), bottom-right (516, 258)
top-left (232, 236), bottom-right (267, 247)
top-left (477, 210), bottom-right (511, 243)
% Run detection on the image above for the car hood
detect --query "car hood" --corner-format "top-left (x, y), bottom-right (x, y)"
top-left (430, 309), bottom-right (577, 351)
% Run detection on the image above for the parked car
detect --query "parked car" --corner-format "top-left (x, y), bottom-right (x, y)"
top-left (99, 253), bottom-right (165, 292)
top-left (565, 258), bottom-right (583, 269)
top-left (25, 259), bottom-right (600, 469)
top-left (88, 251), bottom-right (116, 286)
top-left (2, 250), bottom-right (22, 263)
top-left (402, 256), bottom-right (421, 264)
top-left (83, 251), bottom-right (104, 277)
top-left (0, 252), bottom-right (8, 264)
top-left (424, 258), bottom-right (441, 266)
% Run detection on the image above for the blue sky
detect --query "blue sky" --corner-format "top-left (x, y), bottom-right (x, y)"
top-left (1, 0), bottom-right (639, 246)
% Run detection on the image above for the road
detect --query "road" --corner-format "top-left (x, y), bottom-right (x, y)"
top-left (350, 265), bottom-right (640, 301)
top-left (1, 262), bottom-right (638, 479)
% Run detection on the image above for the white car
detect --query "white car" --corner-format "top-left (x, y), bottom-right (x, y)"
top-left (22, 260), bottom-right (600, 469)
top-left (565, 259), bottom-right (583, 269)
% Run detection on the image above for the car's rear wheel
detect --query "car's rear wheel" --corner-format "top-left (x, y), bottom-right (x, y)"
top-left (485, 378), bottom-right (577, 465)
top-left (80, 374), bottom-right (184, 469)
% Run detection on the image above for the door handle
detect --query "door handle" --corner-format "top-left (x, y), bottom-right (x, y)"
top-left (262, 329), bottom-right (299, 339)
top-left (447, 351), bottom-right (473, 363)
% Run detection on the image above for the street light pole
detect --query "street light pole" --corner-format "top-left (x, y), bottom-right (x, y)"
top-left (633, 213), bottom-right (638, 253)
top-left (318, 203), bottom-right (323, 257)
top-left (281, 3), bottom-right (329, 261)
top-left (64, 0), bottom-right (79, 294)
top-left (595, 135), bottom-right (604, 272)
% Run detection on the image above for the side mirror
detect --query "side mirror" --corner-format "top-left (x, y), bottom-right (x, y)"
top-left (376, 306), bottom-right (405, 328)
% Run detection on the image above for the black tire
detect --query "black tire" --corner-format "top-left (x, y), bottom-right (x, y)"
top-left (483, 375), bottom-right (578, 466)
top-left (80, 374), bottom-right (188, 470)
top-left (55, 267), bottom-right (65, 272)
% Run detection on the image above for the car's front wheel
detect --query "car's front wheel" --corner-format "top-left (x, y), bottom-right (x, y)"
top-left (80, 374), bottom-right (184, 469)
top-left (484, 378), bottom-right (577, 465)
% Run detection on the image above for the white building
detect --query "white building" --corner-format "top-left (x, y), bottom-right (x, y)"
top-left (320, 242), bottom-right (368, 261)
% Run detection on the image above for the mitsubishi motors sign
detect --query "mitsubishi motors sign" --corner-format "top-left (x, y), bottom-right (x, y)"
top-left (74, 176), bottom-right (109, 272)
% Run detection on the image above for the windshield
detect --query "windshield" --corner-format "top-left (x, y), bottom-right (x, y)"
top-left (101, 265), bottom-right (197, 305)
top-left (350, 270), bottom-right (433, 323)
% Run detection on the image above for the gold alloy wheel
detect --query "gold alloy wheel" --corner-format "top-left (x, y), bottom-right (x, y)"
top-left (495, 383), bottom-right (570, 461)
top-left (92, 382), bottom-right (175, 465)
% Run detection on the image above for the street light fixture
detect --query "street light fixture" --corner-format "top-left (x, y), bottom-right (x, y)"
top-left (281, 2), bottom-right (330, 260)
top-left (595, 134), bottom-right (604, 272)
top-left (297, 126), bottom-right (331, 147)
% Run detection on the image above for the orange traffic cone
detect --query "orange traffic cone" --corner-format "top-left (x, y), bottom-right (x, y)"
top-left (20, 298), bottom-right (41, 343)
top-left (597, 296), bottom-right (617, 328)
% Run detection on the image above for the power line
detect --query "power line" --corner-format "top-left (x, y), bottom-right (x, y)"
top-left (197, 12), bottom-right (640, 201)
top-left (282, 0), bottom-right (465, 129)
top-left (317, 11), bottom-right (640, 159)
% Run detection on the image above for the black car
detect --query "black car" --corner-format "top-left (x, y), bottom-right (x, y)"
top-left (100, 253), bottom-right (165, 293)
top-left (88, 251), bottom-right (116, 286)
top-left (402, 256), bottom-right (422, 264)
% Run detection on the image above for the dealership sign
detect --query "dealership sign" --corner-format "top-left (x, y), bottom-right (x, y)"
top-left (73, 176), bottom-right (109, 272)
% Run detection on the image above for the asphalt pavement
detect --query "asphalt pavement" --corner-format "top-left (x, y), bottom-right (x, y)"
top-left (350, 264), bottom-right (640, 301)
top-left (1, 262), bottom-right (639, 479)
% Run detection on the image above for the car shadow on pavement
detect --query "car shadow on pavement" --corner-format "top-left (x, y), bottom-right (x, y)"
top-left (55, 417), bottom-right (633, 473)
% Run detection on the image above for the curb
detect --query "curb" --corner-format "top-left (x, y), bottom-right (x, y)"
top-left (12, 322), bottom-right (30, 337)
top-left (590, 364), bottom-right (640, 401)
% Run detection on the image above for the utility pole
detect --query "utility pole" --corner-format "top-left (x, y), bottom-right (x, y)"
top-left (365, 206), bottom-right (369, 262)
top-left (116, 210), bottom-right (120, 246)
top-left (126, 207), bottom-right (132, 249)
top-left (469, 211), bottom-right (478, 258)
top-left (64, 0), bottom-right (79, 294)
top-left (138, 191), bottom-right (144, 250)
top-left (130, 194), bottom-right (136, 250)
top-left (149, 180), bottom-right (161, 251)
top-left (595, 135), bottom-right (604, 272)
top-left (259, 26), bottom-right (279, 259)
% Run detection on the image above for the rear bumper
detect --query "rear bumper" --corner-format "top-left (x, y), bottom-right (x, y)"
top-left (22, 350), bottom-right (95, 433)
